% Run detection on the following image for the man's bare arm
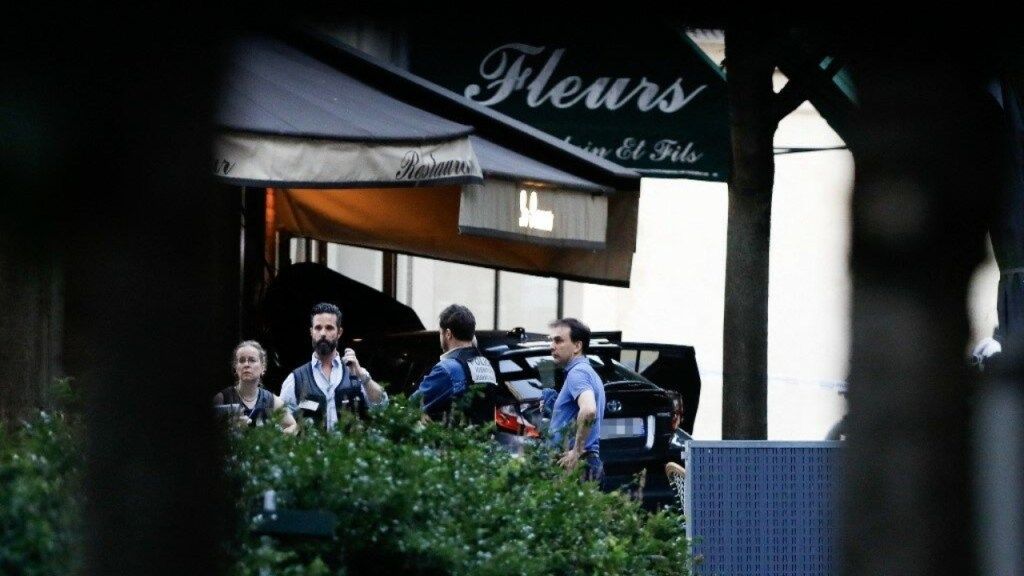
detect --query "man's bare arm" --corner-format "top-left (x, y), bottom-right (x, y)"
top-left (558, 389), bottom-right (597, 471)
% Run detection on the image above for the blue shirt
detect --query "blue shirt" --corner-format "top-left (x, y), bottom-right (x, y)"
top-left (411, 346), bottom-right (471, 414)
top-left (548, 356), bottom-right (605, 455)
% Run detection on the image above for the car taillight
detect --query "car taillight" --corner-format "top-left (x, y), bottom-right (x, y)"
top-left (494, 404), bottom-right (540, 438)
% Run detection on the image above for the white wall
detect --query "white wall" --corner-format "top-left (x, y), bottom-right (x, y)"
top-left (569, 177), bottom-right (730, 438)
top-left (399, 257), bottom-right (496, 331)
top-left (566, 99), bottom-right (854, 440)
top-left (327, 243), bottom-right (383, 290)
top-left (766, 103), bottom-right (853, 439)
top-left (497, 271), bottom-right (558, 331)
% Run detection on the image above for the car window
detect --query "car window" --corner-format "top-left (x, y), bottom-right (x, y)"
top-left (609, 359), bottom-right (656, 386)
top-left (637, 350), bottom-right (660, 374)
top-left (524, 356), bottom-right (548, 369)
top-left (619, 349), bottom-right (639, 372)
top-left (518, 353), bottom-right (656, 388)
top-left (528, 357), bottom-right (559, 387)
top-left (615, 349), bottom-right (661, 375)
top-left (499, 359), bottom-right (520, 373)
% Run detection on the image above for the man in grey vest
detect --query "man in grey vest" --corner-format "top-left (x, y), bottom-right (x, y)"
top-left (280, 302), bottom-right (388, 430)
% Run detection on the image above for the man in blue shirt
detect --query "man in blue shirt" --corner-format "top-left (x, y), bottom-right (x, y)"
top-left (547, 317), bottom-right (605, 483)
top-left (412, 304), bottom-right (496, 420)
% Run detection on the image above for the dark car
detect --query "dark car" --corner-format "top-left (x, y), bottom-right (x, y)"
top-left (354, 328), bottom-right (701, 509)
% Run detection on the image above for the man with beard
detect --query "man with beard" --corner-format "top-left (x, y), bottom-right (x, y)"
top-left (412, 303), bottom-right (496, 421)
top-left (280, 302), bottom-right (387, 430)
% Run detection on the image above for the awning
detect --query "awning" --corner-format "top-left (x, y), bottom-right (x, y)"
top-left (273, 186), bottom-right (637, 286)
top-left (214, 37), bottom-right (482, 188)
top-left (214, 32), bottom-right (641, 286)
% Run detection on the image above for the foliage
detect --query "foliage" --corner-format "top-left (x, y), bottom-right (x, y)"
top-left (226, 397), bottom-right (690, 576)
top-left (0, 412), bottom-right (82, 576)
top-left (0, 398), bottom-right (690, 576)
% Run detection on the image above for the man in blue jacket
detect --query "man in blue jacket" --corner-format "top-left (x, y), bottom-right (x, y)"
top-left (413, 304), bottom-right (496, 420)
top-left (547, 317), bottom-right (605, 483)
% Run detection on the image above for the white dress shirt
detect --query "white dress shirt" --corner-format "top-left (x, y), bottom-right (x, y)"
top-left (280, 352), bottom-right (387, 430)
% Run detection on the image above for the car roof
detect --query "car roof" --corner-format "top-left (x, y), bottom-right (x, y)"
top-left (355, 327), bottom-right (622, 358)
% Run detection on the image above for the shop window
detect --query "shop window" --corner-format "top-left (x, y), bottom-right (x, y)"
top-left (498, 271), bottom-right (557, 332)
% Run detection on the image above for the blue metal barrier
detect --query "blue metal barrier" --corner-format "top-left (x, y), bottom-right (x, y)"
top-left (683, 441), bottom-right (841, 576)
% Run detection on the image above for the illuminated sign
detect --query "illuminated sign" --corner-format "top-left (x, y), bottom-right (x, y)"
top-left (518, 189), bottom-right (554, 232)
top-left (459, 182), bottom-right (607, 249)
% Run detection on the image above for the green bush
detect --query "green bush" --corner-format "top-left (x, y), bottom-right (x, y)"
top-left (226, 398), bottom-right (689, 576)
top-left (0, 399), bottom-right (690, 576)
top-left (0, 412), bottom-right (82, 576)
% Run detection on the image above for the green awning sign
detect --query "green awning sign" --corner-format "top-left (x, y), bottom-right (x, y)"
top-left (409, 23), bottom-right (729, 181)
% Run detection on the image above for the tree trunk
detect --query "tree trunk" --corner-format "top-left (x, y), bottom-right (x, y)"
top-left (722, 26), bottom-right (777, 439)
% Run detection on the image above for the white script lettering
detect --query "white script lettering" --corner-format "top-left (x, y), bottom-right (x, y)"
top-left (564, 136), bottom-right (610, 158)
top-left (615, 138), bottom-right (647, 162)
top-left (464, 44), bottom-right (706, 114)
top-left (212, 158), bottom-right (234, 175)
top-left (649, 140), bottom-right (704, 164)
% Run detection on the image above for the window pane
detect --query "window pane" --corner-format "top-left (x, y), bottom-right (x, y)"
top-left (326, 243), bottom-right (382, 290)
top-left (498, 271), bottom-right (557, 331)
top-left (619, 349), bottom-right (640, 372)
top-left (404, 257), bottom-right (495, 330)
top-left (638, 350), bottom-right (660, 374)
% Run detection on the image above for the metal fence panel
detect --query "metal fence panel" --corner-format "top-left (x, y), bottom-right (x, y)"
top-left (684, 441), bottom-right (842, 576)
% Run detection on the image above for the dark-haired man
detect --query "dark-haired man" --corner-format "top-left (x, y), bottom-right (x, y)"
top-left (280, 302), bottom-right (387, 430)
top-left (548, 317), bottom-right (605, 483)
top-left (412, 303), bottom-right (496, 420)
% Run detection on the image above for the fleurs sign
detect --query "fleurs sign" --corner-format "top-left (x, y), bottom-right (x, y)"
top-left (410, 22), bottom-right (729, 181)
top-left (465, 45), bottom-right (707, 113)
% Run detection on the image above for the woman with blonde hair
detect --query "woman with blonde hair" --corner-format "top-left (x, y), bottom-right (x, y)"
top-left (214, 340), bottom-right (297, 434)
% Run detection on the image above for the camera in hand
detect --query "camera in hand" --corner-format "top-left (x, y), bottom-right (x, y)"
top-left (214, 403), bottom-right (243, 417)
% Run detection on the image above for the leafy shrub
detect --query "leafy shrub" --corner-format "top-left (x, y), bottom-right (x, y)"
top-left (0, 412), bottom-right (82, 576)
top-left (0, 399), bottom-right (690, 576)
top-left (226, 398), bottom-right (689, 576)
